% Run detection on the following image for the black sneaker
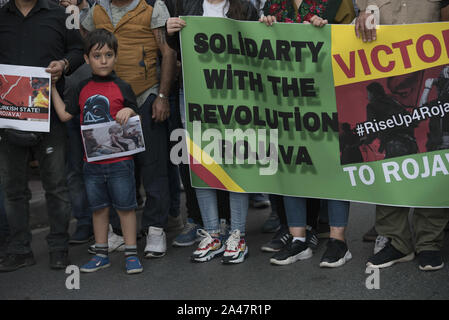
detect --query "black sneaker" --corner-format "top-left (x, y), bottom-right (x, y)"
top-left (0, 253), bottom-right (36, 272)
top-left (319, 238), bottom-right (352, 268)
top-left (366, 242), bottom-right (414, 269)
top-left (261, 225), bottom-right (291, 252)
top-left (306, 226), bottom-right (319, 251)
top-left (270, 240), bottom-right (312, 265)
top-left (49, 251), bottom-right (70, 270)
top-left (418, 250), bottom-right (444, 271)
top-left (69, 225), bottom-right (94, 244)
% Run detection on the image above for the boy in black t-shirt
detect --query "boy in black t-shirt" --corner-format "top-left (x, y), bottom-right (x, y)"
top-left (52, 29), bottom-right (143, 274)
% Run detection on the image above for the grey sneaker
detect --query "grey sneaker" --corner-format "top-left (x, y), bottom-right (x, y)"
top-left (145, 226), bottom-right (167, 258)
top-left (172, 218), bottom-right (202, 247)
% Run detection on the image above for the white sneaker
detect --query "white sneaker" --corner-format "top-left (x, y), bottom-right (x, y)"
top-left (144, 226), bottom-right (166, 258)
top-left (374, 235), bottom-right (389, 255)
top-left (191, 229), bottom-right (224, 262)
top-left (87, 225), bottom-right (124, 254)
top-left (221, 230), bottom-right (248, 264)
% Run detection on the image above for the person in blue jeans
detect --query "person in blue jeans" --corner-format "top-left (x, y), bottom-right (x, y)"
top-left (270, 197), bottom-right (351, 267)
top-left (165, 0), bottom-right (260, 264)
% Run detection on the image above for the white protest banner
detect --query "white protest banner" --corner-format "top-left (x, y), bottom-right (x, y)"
top-left (0, 64), bottom-right (51, 132)
top-left (81, 115), bottom-right (145, 162)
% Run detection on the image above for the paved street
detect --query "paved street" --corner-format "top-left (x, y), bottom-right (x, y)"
top-left (0, 175), bottom-right (448, 301)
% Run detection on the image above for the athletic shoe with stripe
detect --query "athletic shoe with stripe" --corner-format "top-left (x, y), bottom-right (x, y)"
top-left (191, 229), bottom-right (224, 262)
top-left (221, 230), bottom-right (248, 264)
top-left (80, 255), bottom-right (110, 273)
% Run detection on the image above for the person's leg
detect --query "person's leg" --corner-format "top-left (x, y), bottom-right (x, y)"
top-left (0, 138), bottom-right (37, 271)
top-left (168, 163), bottom-right (181, 218)
top-left (195, 189), bottom-right (220, 235)
top-left (116, 208), bottom-right (143, 274)
top-left (92, 207), bottom-right (109, 245)
top-left (221, 192), bottom-right (249, 264)
top-left (367, 205), bottom-right (415, 268)
top-left (270, 196), bottom-right (311, 265)
top-left (229, 192), bottom-right (249, 234)
top-left (283, 196), bottom-right (307, 237)
top-left (327, 200), bottom-right (350, 241)
top-left (261, 195), bottom-right (289, 253)
top-left (217, 190), bottom-right (231, 223)
top-left (179, 163), bottom-right (202, 224)
top-left (306, 198), bottom-right (320, 230)
top-left (0, 182), bottom-right (9, 240)
top-left (320, 200), bottom-right (351, 268)
top-left (172, 162), bottom-right (203, 247)
top-left (413, 208), bottom-right (449, 271)
top-left (137, 94), bottom-right (171, 234)
top-left (167, 83), bottom-right (182, 221)
top-left (262, 194), bottom-right (281, 233)
top-left (35, 126), bottom-right (72, 258)
top-left (191, 188), bottom-right (225, 262)
top-left (80, 207), bottom-right (111, 273)
top-left (65, 117), bottom-right (93, 243)
top-left (375, 205), bottom-right (413, 254)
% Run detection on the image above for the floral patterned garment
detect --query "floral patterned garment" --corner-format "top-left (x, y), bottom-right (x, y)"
top-left (263, 0), bottom-right (328, 23)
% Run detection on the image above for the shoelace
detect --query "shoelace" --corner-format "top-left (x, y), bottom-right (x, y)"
top-left (197, 229), bottom-right (214, 248)
top-left (225, 231), bottom-right (241, 251)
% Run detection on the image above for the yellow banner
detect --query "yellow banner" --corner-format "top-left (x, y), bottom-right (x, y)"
top-left (332, 23), bottom-right (449, 87)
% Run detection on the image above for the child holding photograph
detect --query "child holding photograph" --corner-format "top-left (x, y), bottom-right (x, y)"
top-left (51, 29), bottom-right (143, 274)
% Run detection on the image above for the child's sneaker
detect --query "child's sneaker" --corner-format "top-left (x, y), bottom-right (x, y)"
top-left (222, 230), bottom-right (248, 264)
top-left (191, 229), bottom-right (224, 262)
top-left (80, 255), bottom-right (110, 273)
top-left (125, 256), bottom-right (143, 274)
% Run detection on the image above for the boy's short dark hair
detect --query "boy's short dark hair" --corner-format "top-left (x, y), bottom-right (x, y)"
top-left (84, 29), bottom-right (118, 55)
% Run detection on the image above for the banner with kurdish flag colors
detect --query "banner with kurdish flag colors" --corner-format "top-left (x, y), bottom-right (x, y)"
top-left (179, 16), bottom-right (449, 208)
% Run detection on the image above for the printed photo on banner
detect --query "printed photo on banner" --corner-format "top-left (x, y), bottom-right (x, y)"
top-left (81, 115), bottom-right (145, 162)
top-left (0, 64), bottom-right (51, 132)
top-left (336, 65), bottom-right (449, 165)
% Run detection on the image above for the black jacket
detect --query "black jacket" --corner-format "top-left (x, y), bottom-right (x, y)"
top-left (165, 0), bottom-right (259, 55)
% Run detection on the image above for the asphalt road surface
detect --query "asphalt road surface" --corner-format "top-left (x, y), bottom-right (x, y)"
top-left (0, 177), bottom-right (448, 301)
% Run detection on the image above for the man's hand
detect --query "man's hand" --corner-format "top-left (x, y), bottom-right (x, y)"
top-left (46, 60), bottom-right (65, 84)
top-left (59, 0), bottom-right (76, 8)
top-left (259, 15), bottom-right (276, 26)
top-left (152, 96), bottom-right (170, 122)
top-left (355, 11), bottom-right (377, 42)
top-left (166, 17), bottom-right (186, 36)
top-left (116, 107), bottom-right (135, 125)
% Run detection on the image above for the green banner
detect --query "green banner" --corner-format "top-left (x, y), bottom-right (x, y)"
top-left (178, 16), bottom-right (449, 208)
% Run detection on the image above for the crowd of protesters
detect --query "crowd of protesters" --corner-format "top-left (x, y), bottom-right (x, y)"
top-left (0, 0), bottom-right (448, 275)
